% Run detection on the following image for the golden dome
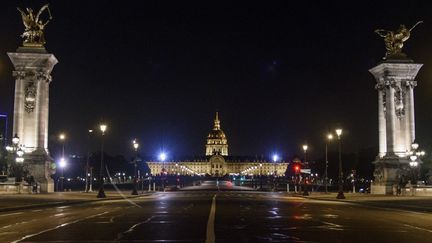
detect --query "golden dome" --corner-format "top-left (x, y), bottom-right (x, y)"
top-left (207, 129), bottom-right (226, 139)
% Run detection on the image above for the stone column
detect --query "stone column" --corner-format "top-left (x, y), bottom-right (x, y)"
top-left (369, 60), bottom-right (422, 194)
top-left (406, 85), bottom-right (416, 149)
top-left (376, 86), bottom-right (386, 157)
top-left (385, 84), bottom-right (396, 155)
top-left (8, 47), bottom-right (58, 193)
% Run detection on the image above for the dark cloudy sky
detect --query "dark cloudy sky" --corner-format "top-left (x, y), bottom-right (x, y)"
top-left (1, 1), bottom-right (432, 161)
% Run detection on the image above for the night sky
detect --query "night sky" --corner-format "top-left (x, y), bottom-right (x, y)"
top-left (1, 1), bottom-right (432, 162)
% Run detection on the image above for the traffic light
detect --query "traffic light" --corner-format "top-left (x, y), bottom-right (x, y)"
top-left (294, 164), bottom-right (300, 174)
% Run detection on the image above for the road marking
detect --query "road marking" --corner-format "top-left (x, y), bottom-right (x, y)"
top-left (11, 211), bottom-right (109, 243)
top-left (404, 224), bottom-right (432, 233)
top-left (0, 212), bottom-right (23, 217)
top-left (126, 216), bottom-right (154, 233)
top-left (206, 194), bottom-right (216, 243)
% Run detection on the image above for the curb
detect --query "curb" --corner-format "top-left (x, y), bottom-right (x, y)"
top-left (298, 195), bottom-right (432, 213)
top-left (0, 193), bottom-right (154, 213)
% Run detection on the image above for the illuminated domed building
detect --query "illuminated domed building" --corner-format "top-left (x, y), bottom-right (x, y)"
top-left (147, 112), bottom-right (288, 177)
top-left (205, 112), bottom-right (228, 156)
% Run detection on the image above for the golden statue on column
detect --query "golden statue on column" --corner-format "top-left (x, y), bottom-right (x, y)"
top-left (17, 4), bottom-right (52, 47)
top-left (375, 21), bottom-right (422, 59)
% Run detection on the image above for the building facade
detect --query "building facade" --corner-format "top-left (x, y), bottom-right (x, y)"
top-left (147, 113), bottom-right (288, 177)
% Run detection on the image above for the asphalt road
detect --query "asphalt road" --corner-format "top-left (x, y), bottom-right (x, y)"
top-left (1, 187), bottom-right (432, 242)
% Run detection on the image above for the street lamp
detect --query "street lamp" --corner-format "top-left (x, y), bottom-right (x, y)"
top-left (58, 133), bottom-right (66, 192)
top-left (335, 128), bottom-right (345, 199)
top-left (59, 133), bottom-right (66, 158)
top-left (59, 157), bottom-right (67, 191)
top-left (409, 142), bottom-right (425, 184)
top-left (325, 134), bottom-right (333, 193)
top-left (85, 129), bottom-right (93, 192)
top-left (272, 154), bottom-right (279, 191)
top-left (97, 124), bottom-right (107, 198)
top-left (302, 144), bottom-right (309, 196)
top-left (159, 152), bottom-right (167, 191)
top-left (9, 134), bottom-right (25, 182)
top-left (131, 140), bottom-right (139, 195)
top-left (12, 134), bottom-right (19, 145)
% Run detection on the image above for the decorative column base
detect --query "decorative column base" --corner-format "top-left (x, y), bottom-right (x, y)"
top-left (371, 156), bottom-right (411, 195)
top-left (24, 149), bottom-right (54, 193)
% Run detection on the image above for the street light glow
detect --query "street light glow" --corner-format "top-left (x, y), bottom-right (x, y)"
top-left (336, 128), bottom-right (342, 137)
top-left (159, 152), bottom-right (167, 162)
top-left (302, 144), bottom-right (308, 152)
top-left (327, 134), bottom-right (333, 140)
top-left (59, 133), bottom-right (66, 140)
top-left (100, 124), bottom-right (107, 133)
top-left (133, 142), bottom-right (139, 150)
top-left (59, 157), bottom-right (67, 168)
top-left (16, 148), bottom-right (24, 157)
top-left (12, 134), bottom-right (19, 145)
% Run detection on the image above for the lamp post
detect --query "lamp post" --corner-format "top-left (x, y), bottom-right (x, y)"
top-left (325, 134), bottom-right (333, 193)
top-left (159, 152), bottom-right (167, 191)
top-left (408, 142), bottom-right (425, 185)
top-left (7, 134), bottom-right (25, 183)
top-left (131, 140), bottom-right (139, 195)
top-left (272, 154), bottom-right (279, 191)
top-left (85, 129), bottom-right (93, 192)
top-left (59, 157), bottom-right (67, 191)
top-left (58, 133), bottom-right (66, 192)
top-left (335, 128), bottom-right (345, 199)
top-left (59, 133), bottom-right (66, 158)
top-left (97, 124), bottom-right (107, 198)
top-left (302, 144), bottom-right (309, 196)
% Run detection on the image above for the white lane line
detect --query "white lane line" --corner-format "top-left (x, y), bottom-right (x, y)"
top-left (205, 194), bottom-right (217, 243)
top-left (0, 212), bottom-right (23, 217)
top-left (404, 224), bottom-right (432, 233)
top-left (11, 211), bottom-right (109, 243)
top-left (115, 216), bottom-right (155, 241)
top-left (125, 216), bottom-right (154, 234)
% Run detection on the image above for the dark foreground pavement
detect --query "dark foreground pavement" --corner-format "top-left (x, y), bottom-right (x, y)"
top-left (1, 190), bottom-right (432, 242)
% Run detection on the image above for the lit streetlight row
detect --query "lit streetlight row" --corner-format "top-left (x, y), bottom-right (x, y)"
top-left (301, 127), bottom-right (343, 198)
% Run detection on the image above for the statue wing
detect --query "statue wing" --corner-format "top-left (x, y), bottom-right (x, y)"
top-left (374, 29), bottom-right (389, 37)
top-left (35, 4), bottom-right (51, 23)
top-left (17, 8), bottom-right (31, 29)
top-left (409, 21), bottom-right (423, 32)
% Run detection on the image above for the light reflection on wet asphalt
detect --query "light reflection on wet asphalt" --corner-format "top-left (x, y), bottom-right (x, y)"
top-left (0, 191), bottom-right (432, 242)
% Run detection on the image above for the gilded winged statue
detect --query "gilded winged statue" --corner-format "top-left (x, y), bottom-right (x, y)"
top-left (375, 21), bottom-right (422, 59)
top-left (17, 4), bottom-right (52, 46)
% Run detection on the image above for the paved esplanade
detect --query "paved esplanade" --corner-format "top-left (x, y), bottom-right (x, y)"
top-left (1, 185), bottom-right (432, 242)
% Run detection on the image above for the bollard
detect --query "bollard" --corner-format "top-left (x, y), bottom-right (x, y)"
top-left (153, 182), bottom-right (156, 191)
top-left (287, 184), bottom-right (289, 192)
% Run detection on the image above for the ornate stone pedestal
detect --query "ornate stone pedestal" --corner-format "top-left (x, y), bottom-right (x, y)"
top-left (8, 47), bottom-right (58, 193)
top-left (371, 156), bottom-right (410, 195)
top-left (369, 59), bottom-right (422, 195)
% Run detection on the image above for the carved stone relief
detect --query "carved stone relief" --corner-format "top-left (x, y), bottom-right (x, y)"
top-left (24, 81), bottom-right (37, 113)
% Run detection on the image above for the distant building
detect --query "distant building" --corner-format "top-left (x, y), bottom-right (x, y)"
top-left (147, 113), bottom-right (288, 177)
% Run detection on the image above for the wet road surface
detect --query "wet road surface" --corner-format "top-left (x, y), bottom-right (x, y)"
top-left (1, 191), bottom-right (432, 242)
